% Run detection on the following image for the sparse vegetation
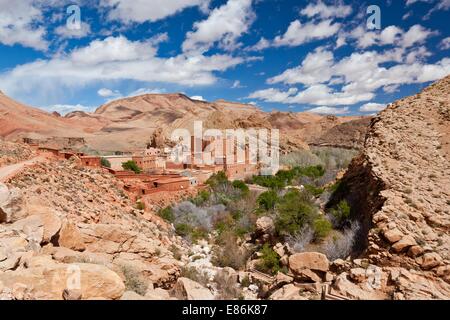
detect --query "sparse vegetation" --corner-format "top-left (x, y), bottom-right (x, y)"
top-left (100, 157), bottom-right (111, 168)
top-left (256, 244), bottom-right (280, 275)
top-left (120, 264), bottom-right (148, 296)
top-left (329, 200), bottom-right (351, 228)
top-left (122, 160), bottom-right (142, 174)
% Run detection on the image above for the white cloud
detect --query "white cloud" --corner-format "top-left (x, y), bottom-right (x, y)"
top-left (346, 24), bottom-right (436, 49)
top-left (101, 0), bottom-right (210, 23)
top-left (98, 88), bottom-right (120, 97)
top-left (359, 103), bottom-right (386, 112)
top-left (440, 37), bottom-right (450, 49)
top-left (250, 46), bottom-right (450, 107)
top-left (306, 106), bottom-right (349, 115)
top-left (190, 95), bottom-right (206, 101)
top-left (246, 37), bottom-right (271, 51)
top-left (0, 36), bottom-right (245, 100)
top-left (231, 80), bottom-right (245, 88)
top-left (54, 22), bottom-right (91, 39)
top-left (182, 0), bottom-right (255, 53)
top-left (273, 19), bottom-right (340, 47)
top-left (268, 47), bottom-right (334, 85)
top-left (300, 1), bottom-right (352, 19)
top-left (0, 0), bottom-right (48, 50)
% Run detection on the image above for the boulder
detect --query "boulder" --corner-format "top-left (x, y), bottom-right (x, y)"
top-left (0, 186), bottom-right (26, 223)
top-left (40, 212), bottom-right (62, 243)
top-left (418, 252), bottom-right (442, 270)
top-left (121, 291), bottom-right (146, 300)
top-left (0, 262), bottom-right (125, 300)
top-left (270, 284), bottom-right (307, 300)
top-left (145, 287), bottom-right (172, 300)
top-left (173, 277), bottom-right (213, 300)
top-left (289, 252), bottom-right (329, 274)
top-left (255, 217), bottom-right (275, 235)
top-left (392, 235), bottom-right (417, 253)
top-left (57, 221), bottom-right (86, 251)
top-left (383, 228), bottom-right (403, 244)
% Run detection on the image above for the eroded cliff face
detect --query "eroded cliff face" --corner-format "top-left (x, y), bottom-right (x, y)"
top-left (328, 76), bottom-right (450, 299)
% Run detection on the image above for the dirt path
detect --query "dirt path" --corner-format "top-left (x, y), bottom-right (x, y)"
top-left (0, 156), bottom-right (46, 182)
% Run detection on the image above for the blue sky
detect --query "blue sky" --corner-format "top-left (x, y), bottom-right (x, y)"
top-left (0, 0), bottom-right (449, 115)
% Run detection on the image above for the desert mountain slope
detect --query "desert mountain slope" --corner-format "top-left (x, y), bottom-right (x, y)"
top-left (0, 90), bottom-right (370, 152)
top-left (329, 75), bottom-right (450, 299)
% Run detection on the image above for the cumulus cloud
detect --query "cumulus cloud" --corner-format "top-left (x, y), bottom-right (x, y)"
top-left (182, 0), bottom-right (255, 53)
top-left (54, 21), bottom-right (91, 39)
top-left (300, 1), bottom-right (352, 19)
top-left (359, 103), bottom-right (386, 112)
top-left (0, 36), bottom-right (245, 100)
top-left (440, 37), bottom-right (450, 50)
top-left (346, 24), bottom-right (437, 49)
top-left (101, 0), bottom-right (210, 23)
top-left (0, 0), bottom-right (48, 50)
top-left (306, 106), bottom-right (349, 115)
top-left (273, 19), bottom-right (340, 47)
top-left (97, 88), bottom-right (120, 97)
top-left (250, 46), bottom-right (450, 107)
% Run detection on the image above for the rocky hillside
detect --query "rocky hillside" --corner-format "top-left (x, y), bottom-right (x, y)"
top-left (0, 139), bottom-right (36, 166)
top-left (327, 75), bottom-right (450, 299)
top-left (0, 156), bottom-right (189, 299)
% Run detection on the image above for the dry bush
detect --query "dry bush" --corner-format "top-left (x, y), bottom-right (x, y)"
top-left (180, 266), bottom-right (210, 287)
top-left (321, 222), bottom-right (360, 261)
top-left (212, 231), bottom-right (251, 270)
top-left (286, 226), bottom-right (314, 253)
top-left (214, 272), bottom-right (243, 300)
top-left (120, 264), bottom-right (148, 295)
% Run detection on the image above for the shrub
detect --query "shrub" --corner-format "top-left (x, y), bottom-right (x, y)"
top-left (286, 226), bottom-right (314, 253)
top-left (313, 216), bottom-right (332, 241)
top-left (214, 272), bottom-right (243, 300)
top-left (191, 190), bottom-right (211, 206)
top-left (158, 207), bottom-right (175, 223)
top-left (256, 244), bottom-right (280, 275)
top-left (321, 222), bottom-right (360, 261)
top-left (122, 160), bottom-right (142, 173)
top-left (136, 201), bottom-right (145, 210)
top-left (329, 200), bottom-right (351, 227)
top-left (257, 190), bottom-right (278, 212)
top-left (295, 165), bottom-right (325, 179)
top-left (180, 267), bottom-right (210, 287)
top-left (275, 190), bottom-right (317, 236)
top-left (232, 180), bottom-right (249, 195)
top-left (170, 244), bottom-right (182, 260)
top-left (175, 223), bottom-right (192, 237)
top-left (304, 184), bottom-right (325, 197)
top-left (213, 231), bottom-right (250, 270)
top-left (120, 265), bottom-right (148, 296)
top-left (100, 157), bottom-right (111, 168)
top-left (252, 175), bottom-right (285, 189)
top-left (206, 171), bottom-right (229, 189)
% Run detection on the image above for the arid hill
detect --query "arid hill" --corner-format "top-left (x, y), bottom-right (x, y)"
top-left (327, 75), bottom-right (450, 299)
top-left (0, 91), bottom-right (370, 153)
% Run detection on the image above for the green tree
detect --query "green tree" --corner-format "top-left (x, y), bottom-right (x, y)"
top-left (257, 190), bottom-right (278, 211)
top-left (101, 157), bottom-right (111, 168)
top-left (232, 180), bottom-right (249, 195)
top-left (330, 200), bottom-right (351, 227)
top-left (257, 244), bottom-right (281, 275)
top-left (275, 190), bottom-right (317, 236)
top-left (313, 216), bottom-right (332, 241)
top-left (122, 160), bottom-right (142, 173)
